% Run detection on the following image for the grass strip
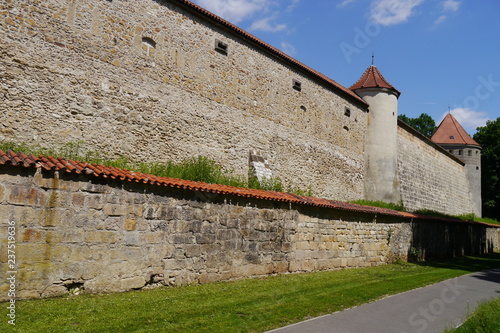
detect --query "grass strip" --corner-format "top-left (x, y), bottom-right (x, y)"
top-left (2, 253), bottom-right (500, 333)
top-left (445, 297), bottom-right (500, 332)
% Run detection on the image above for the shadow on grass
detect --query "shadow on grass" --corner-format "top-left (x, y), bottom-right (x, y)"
top-left (411, 252), bottom-right (500, 274)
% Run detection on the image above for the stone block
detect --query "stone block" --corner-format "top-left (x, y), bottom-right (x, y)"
top-left (127, 204), bottom-right (144, 217)
top-left (216, 229), bottom-right (239, 241)
top-left (123, 231), bottom-right (140, 246)
top-left (81, 262), bottom-right (104, 280)
top-left (11, 205), bottom-right (35, 226)
top-left (84, 277), bottom-right (121, 293)
top-left (183, 244), bottom-right (201, 258)
top-left (104, 204), bottom-right (127, 216)
top-left (144, 205), bottom-right (158, 219)
top-left (120, 276), bottom-right (146, 290)
top-left (21, 228), bottom-right (44, 243)
top-left (0, 183), bottom-right (5, 202)
top-left (38, 208), bottom-right (66, 227)
top-left (173, 221), bottom-right (191, 233)
top-left (84, 231), bottom-right (119, 244)
top-left (71, 192), bottom-right (86, 207)
top-left (163, 258), bottom-right (186, 270)
top-left (87, 195), bottom-right (104, 209)
top-left (195, 233), bottom-right (216, 244)
top-left (139, 231), bottom-right (165, 244)
top-left (8, 186), bottom-right (46, 207)
top-left (16, 243), bottom-right (51, 263)
top-left (104, 216), bottom-right (123, 230)
top-left (272, 261), bottom-right (289, 273)
top-left (198, 273), bottom-right (222, 284)
top-left (173, 233), bottom-right (195, 244)
top-left (83, 183), bottom-right (108, 194)
top-left (17, 289), bottom-right (42, 300)
top-left (41, 284), bottom-right (67, 298)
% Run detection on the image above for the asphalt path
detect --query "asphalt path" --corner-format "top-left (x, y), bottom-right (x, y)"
top-left (267, 267), bottom-right (500, 333)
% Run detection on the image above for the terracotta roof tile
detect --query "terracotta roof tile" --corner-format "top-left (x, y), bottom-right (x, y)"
top-left (431, 113), bottom-right (480, 146)
top-left (350, 65), bottom-right (401, 97)
top-left (0, 150), bottom-right (495, 227)
top-left (173, 0), bottom-right (367, 108)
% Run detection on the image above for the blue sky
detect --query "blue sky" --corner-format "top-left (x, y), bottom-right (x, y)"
top-left (192, 0), bottom-right (500, 135)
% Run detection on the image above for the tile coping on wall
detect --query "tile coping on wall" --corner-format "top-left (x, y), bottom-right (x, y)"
top-left (0, 149), bottom-right (497, 228)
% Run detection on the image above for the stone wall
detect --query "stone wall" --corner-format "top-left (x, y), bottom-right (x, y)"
top-left (397, 123), bottom-right (473, 215)
top-left (0, 0), bottom-right (367, 201)
top-left (1, 166), bottom-right (498, 301)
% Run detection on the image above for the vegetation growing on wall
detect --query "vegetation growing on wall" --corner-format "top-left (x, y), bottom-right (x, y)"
top-left (351, 200), bottom-right (500, 225)
top-left (350, 200), bottom-right (406, 212)
top-left (0, 141), bottom-right (308, 195)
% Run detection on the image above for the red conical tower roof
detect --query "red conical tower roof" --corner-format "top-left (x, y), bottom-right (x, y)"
top-left (431, 113), bottom-right (480, 146)
top-left (350, 65), bottom-right (401, 97)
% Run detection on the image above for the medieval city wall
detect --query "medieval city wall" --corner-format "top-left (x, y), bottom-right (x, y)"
top-left (397, 122), bottom-right (473, 215)
top-left (1, 166), bottom-right (497, 301)
top-left (0, 0), bottom-right (367, 201)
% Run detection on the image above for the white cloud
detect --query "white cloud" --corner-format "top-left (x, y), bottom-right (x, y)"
top-left (280, 41), bottom-right (296, 56)
top-left (443, 0), bottom-right (460, 12)
top-left (249, 17), bottom-right (287, 32)
top-left (287, 0), bottom-right (300, 12)
top-left (194, 0), bottom-right (268, 23)
top-left (441, 108), bottom-right (490, 133)
top-left (434, 14), bottom-right (447, 25)
top-left (337, 0), bottom-right (357, 8)
top-left (370, 0), bottom-right (425, 26)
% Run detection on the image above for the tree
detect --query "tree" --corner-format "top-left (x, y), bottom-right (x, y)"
top-left (398, 113), bottom-right (437, 138)
top-left (473, 117), bottom-right (500, 220)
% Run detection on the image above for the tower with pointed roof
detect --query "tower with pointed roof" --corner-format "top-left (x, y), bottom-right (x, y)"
top-left (431, 113), bottom-right (482, 216)
top-left (351, 65), bottom-right (401, 203)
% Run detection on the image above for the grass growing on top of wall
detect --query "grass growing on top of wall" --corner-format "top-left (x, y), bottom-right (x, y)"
top-left (444, 297), bottom-right (500, 333)
top-left (4, 253), bottom-right (500, 333)
top-left (350, 199), bottom-right (407, 211)
top-left (0, 141), bottom-right (298, 193)
top-left (413, 209), bottom-right (500, 226)
top-left (349, 199), bottom-right (500, 225)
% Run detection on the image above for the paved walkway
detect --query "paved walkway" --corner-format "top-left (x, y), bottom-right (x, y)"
top-left (267, 267), bottom-right (500, 333)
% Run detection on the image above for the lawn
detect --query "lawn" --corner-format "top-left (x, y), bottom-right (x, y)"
top-left (445, 297), bottom-right (500, 333)
top-left (3, 253), bottom-right (500, 332)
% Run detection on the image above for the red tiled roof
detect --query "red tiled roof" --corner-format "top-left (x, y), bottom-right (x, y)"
top-left (431, 113), bottom-right (480, 146)
top-left (350, 65), bottom-right (401, 97)
top-left (1, 149), bottom-right (497, 227)
top-left (173, 0), bottom-right (367, 108)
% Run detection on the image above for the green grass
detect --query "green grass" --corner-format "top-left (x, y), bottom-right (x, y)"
top-left (445, 297), bottom-right (500, 333)
top-left (349, 200), bottom-right (500, 225)
top-left (0, 141), bottom-right (299, 193)
top-left (350, 199), bottom-right (406, 212)
top-left (3, 253), bottom-right (500, 333)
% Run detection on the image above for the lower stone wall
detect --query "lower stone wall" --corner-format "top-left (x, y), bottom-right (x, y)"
top-left (0, 167), bottom-right (497, 301)
top-left (397, 124), bottom-right (473, 215)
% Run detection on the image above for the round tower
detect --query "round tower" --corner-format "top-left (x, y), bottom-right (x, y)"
top-left (431, 113), bottom-right (482, 216)
top-left (351, 65), bottom-right (401, 203)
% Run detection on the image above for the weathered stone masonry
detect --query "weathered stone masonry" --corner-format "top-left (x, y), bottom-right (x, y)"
top-left (0, 0), bottom-right (367, 201)
top-left (0, 0), bottom-right (481, 216)
top-left (397, 122), bottom-right (473, 216)
top-left (0, 164), bottom-right (498, 301)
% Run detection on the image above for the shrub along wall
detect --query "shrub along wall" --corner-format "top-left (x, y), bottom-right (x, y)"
top-left (0, 163), bottom-right (498, 301)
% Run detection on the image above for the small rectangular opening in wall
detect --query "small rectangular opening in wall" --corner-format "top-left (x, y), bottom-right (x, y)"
top-left (458, 150), bottom-right (463, 155)
top-left (215, 39), bottom-right (228, 55)
top-left (292, 79), bottom-right (302, 92)
top-left (344, 107), bottom-right (351, 117)
top-left (468, 150), bottom-right (472, 156)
